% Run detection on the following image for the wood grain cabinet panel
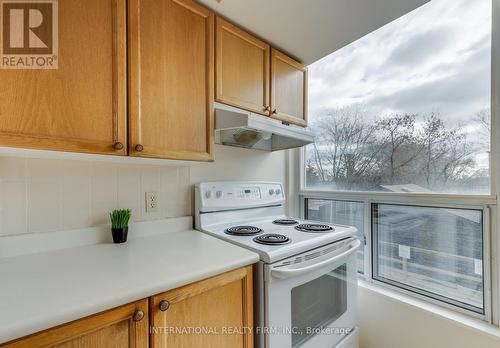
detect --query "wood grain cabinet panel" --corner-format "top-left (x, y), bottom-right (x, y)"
top-left (1, 299), bottom-right (148, 348)
top-left (270, 49), bottom-right (308, 127)
top-left (0, 0), bottom-right (127, 155)
top-left (128, 0), bottom-right (214, 161)
top-left (215, 17), bottom-right (270, 115)
top-left (150, 266), bottom-right (253, 348)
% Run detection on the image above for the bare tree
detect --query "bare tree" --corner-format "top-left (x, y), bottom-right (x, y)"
top-left (475, 108), bottom-right (490, 134)
top-left (375, 114), bottom-right (420, 184)
top-left (473, 108), bottom-right (490, 151)
top-left (306, 107), bottom-right (483, 192)
top-left (307, 105), bottom-right (380, 189)
top-left (418, 114), bottom-right (474, 187)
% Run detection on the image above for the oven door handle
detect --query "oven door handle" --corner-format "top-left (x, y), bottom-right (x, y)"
top-left (270, 238), bottom-right (361, 280)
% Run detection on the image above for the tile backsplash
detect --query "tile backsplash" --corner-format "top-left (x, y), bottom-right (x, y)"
top-left (0, 157), bottom-right (191, 236)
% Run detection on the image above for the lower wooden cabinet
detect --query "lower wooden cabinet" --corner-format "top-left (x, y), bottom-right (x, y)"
top-left (1, 266), bottom-right (253, 348)
top-left (2, 299), bottom-right (148, 348)
top-left (150, 266), bottom-right (253, 348)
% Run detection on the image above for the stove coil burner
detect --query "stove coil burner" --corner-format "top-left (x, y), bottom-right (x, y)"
top-left (253, 234), bottom-right (291, 245)
top-left (272, 219), bottom-right (299, 225)
top-left (295, 224), bottom-right (334, 233)
top-left (225, 226), bottom-right (263, 236)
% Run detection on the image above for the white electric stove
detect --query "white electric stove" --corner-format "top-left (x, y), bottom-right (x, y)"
top-left (195, 181), bottom-right (360, 348)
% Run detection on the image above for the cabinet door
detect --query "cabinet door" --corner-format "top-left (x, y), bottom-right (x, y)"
top-left (151, 266), bottom-right (253, 348)
top-left (0, 0), bottom-right (127, 155)
top-left (2, 299), bottom-right (148, 348)
top-left (215, 17), bottom-right (270, 115)
top-left (270, 49), bottom-right (308, 127)
top-left (128, 0), bottom-right (214, 161)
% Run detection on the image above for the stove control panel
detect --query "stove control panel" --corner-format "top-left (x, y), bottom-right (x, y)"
top-left (236, 187), bottom-right (261, 199)
top-left (196, 181), bottom-right (284, 212)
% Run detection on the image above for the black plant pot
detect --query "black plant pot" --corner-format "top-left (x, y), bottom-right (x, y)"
top-left (112, 227), bottom-right (128, 244)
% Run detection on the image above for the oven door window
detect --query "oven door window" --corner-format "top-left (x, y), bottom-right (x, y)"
top-left (291, 264), bottom-right (347, 347)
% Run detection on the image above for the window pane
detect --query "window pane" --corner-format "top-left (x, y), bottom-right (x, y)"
top-left (372, 204), bottom-right (484, 313)
top-left (305, 0), bottom-right (491, 194)
top-left (306, 199), bottom-right (365, 273)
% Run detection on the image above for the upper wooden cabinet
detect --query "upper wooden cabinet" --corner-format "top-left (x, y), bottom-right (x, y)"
top-left (2, 299), bottom-right (148, 348)
top-left (215, 17), bottom-right (270, 115)
top-left (215, 21), bottom-right (308, 127)
top-left (270, 49), bottom-right (308, 127)
top-left (0, 0), bottom-right (127, 155)
top-left (128, 0), bottom-right (214, 161)
top-left (150, 266), bottom-right (253, 348)
top-left (0, 0), bottom-right (307, 158)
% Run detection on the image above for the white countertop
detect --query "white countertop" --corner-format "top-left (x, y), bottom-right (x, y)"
top-left (0, 229), bottom-right (259, 343)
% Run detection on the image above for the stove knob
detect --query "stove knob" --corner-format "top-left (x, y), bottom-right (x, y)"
top-left (216, 190), bottom-right (222, 198)
top-left (205, 191), bottom-right (211, 199)
top-left (269, 189), bottom-right (275, 195)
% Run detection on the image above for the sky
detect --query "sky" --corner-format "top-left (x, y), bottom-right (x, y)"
top-left (307, 0), bottom-right (492, 126)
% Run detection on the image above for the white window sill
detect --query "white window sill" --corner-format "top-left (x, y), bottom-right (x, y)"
top-left (358, 280), bottom-right (500, 340)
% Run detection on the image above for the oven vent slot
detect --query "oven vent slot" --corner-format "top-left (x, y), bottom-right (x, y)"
top-left (305, 252), bottom-right (321, 261)
top-left (275, 239), bottom-right (351, 267)
top-left (289, 245), bottom-right (341, 265)
top-left (321, 245), bottom-right (339, 255)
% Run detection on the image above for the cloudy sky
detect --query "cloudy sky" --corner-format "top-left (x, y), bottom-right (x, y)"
top-left (307, 0), bottom-right (491, 125)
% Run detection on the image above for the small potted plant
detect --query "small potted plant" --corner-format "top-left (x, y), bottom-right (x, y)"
top-left (109, 209), bottom-right (131, 244)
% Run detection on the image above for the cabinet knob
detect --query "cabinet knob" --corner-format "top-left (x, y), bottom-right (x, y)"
top-left (272, 109), bottom-right (277, 114)
top-left (135, 144), bottom-right (144, 152)
top-left (113, 142), bottom-right (124, 151)
top-left (133, 310), bottom-right (144, 322)
top-left (264, 106), bottom-right (270, 112)
top-left (159, 300), bottom-right (170, 311)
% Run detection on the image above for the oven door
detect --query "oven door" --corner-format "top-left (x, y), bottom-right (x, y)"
top-left (265, 237), bottom-right (360, 348)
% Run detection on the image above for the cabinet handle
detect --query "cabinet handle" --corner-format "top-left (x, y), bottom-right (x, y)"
top-left (263, 106), bottom-right (270, 112)
top-left (133, 310), bottom-right (144, 322)
top-left (135, 144), bottom-right (144, 152)
top-left (113, 142), bottom-right (124, 151)
top-left (159, 300), bottom-right (170, 311)
top-left (272, 109), bottom-right (278, 114)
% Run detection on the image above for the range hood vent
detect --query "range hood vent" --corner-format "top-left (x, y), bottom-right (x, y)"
top-left (214, 102), bottom-right (314, 151)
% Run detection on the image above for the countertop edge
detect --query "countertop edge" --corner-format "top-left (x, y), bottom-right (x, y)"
top-left (0, 230), bottom-right (259, 344)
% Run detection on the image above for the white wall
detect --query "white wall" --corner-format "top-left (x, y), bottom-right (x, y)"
top-left (190, 144), bottom-right (288, 211)
top-left (358, 285), bottom-right (500, 348)
top-left (0, 157), bottom-right (191, 236)
top-left (0, 145), bottom-right (287, 236)
top-left (190, 145), bottom-right (287, 184)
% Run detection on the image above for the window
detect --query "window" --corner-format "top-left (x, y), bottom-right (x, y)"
top-left (299, 0), bottom-right (494, 319)
top-left (372, 204), bottom-right (484, 314)
top-left (305, 0), bottom-right (491, 194)
top-left (306, 199), bottom-right (365, 273)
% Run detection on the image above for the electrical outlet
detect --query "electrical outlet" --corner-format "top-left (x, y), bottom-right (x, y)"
top-left (145, 191), bottom-right (159, 213)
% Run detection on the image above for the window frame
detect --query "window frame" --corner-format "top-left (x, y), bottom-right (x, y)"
top-left (299, 190), bottom-right (493, 321)
top-left (371, 202), bottom-right (488, 316)
top-left (294, 0), bottom-right (500, 324)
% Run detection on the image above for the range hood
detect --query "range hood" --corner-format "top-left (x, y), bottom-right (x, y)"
top-left (214, 102), bottom-right (314, 151)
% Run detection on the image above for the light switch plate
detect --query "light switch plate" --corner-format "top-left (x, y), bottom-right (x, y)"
top-left (145, 191), bottom-right (159, 213)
